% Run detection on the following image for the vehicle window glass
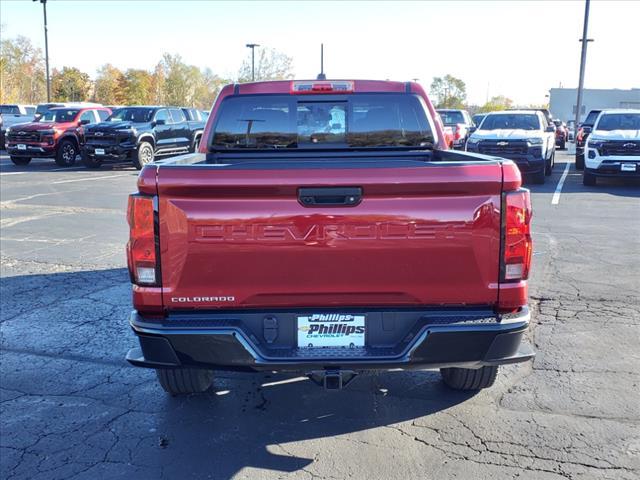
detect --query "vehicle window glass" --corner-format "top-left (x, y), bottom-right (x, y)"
top-left (107, 107), bottom-right (155, 123)
top-left (41, 109), bottom-right (81, 122)
top-left (170, 109), bottom-right (186, 123)
top-left (212, 94), bottom-right (434, 150)
top-left (25, 107), bottom-right (36, 115)
top-left (595, 113), bottom-right (640, 131)
top-left (584, 110), bottom-right (601, 126)
top-left (437, 111), bottom-right (464, 125)
top-left (97, 110), bottom-right (110, 121)
top-left (0, 106), bottom-right (20, 114)
top-left (154, 109), bottom-right (170, 123)
top-left (80, 110), bottom-right (95, 124)
top-left (480, 114), bottom-right (541, 131)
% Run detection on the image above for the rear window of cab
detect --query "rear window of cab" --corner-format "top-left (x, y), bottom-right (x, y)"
top-left (211, 94), bottom-right (435, 150)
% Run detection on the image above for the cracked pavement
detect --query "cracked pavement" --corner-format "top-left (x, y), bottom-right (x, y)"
top-left (1, 153), bottom-right (639, 479)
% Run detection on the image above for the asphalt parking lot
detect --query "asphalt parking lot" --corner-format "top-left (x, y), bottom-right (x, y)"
top-left (1, 151), bottom-right (639, 480)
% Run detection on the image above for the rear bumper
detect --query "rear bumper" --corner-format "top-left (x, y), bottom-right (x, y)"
top-left (126, 307), bottom-right (534, 372)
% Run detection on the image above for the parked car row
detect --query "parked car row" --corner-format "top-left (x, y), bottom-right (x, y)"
top-left (2, 104), bottom-right (207, 169)
top-left (463, 107), bottom-right (639, 186)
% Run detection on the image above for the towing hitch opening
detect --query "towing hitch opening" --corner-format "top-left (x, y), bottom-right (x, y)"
top-left (308, 370), bottom-right (358, 390)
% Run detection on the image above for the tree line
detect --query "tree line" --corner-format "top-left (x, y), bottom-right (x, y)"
top-left (0, 35), bottom-right (294, 108)
top-left (1, 34), bottom-right (544, 113)
top-left (430, 74), bottom-right (546, 114)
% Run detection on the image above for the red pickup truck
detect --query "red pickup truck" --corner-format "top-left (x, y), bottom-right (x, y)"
top-left (125, 80), bottom-right (534, 395)
top-left (5, 106), bottom-right (111, 166)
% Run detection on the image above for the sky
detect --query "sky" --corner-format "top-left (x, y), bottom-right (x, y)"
top-left (1, 0), bottom-right (639, 105)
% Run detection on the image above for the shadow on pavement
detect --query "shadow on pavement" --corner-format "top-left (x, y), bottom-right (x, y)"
top-left (153, 369), bottom-right (475, 478)
top-left (1, 266), bottom-right (478, 478)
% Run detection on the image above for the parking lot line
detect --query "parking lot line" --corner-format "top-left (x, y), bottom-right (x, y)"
top-left (52, 173), bottom-right (132, 184)
top-left (0, 167), bottom-right (86, 176)
top-left (551, 162), bottom-right (572, 205)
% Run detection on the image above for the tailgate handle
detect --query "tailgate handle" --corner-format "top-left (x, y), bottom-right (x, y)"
top-left (298, 187), bottom-right (362, 207)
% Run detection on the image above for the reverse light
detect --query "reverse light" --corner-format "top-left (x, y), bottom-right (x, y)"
top-left (291, 80), bottom-right (354, 94)
top-left (126, 194), bottom-right (159, 286)
top-left (502, 189), bottom-right (532, 282)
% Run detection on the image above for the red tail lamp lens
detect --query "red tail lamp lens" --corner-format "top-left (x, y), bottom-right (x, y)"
top-left (503, 189), bottom-right (532, 281)
top-left (126, 195), bottom-right (158, 285)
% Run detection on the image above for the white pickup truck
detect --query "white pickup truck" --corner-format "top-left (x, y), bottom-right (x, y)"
top-left (465, 110), bottom-right (556, 184)
top-left (583, 109), bottom-right (640, 186)
top-left (0, 104), bottom-right (36, 148)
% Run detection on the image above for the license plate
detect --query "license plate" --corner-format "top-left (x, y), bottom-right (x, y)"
top-left (297, 314), bottom-right (365, 348)
top-left (621, 163), bottom-right (636, 172)
top-left (95, 148), bottom-right (105, 155)
top-left (17, 144), bottom-right (26, 151)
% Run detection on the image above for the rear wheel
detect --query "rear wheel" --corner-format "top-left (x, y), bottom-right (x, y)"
top-left (190, 135), bottom-right (201, 153)
top-left (55, 139), bottom-right (78, 167)
top-left (155, 368), bottom-right (214, 396)
top-left (583, 170), bottom-right (597, 186)
top-left (575, 153), bottom-right (585, 170)
top-left (133, 141), bottom-right (154, 170)
top-left (545, 151), bottom-right (555, 176)
top-left (10, 156), bottom-right (31, 166)
top-left (559, 139), bottom-right (566, 150)
top-left (440, 366), bottom-right (498, 390)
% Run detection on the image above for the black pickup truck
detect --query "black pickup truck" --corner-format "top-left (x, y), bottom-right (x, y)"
top-left (81, 106), bottom-right (205, 169)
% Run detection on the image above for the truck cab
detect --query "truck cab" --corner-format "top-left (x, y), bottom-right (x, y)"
top-left (465, 110), bottom-right (556, 184)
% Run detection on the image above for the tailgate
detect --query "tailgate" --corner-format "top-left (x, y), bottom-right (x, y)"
top-left (157, 163), bottom-right (503, 310)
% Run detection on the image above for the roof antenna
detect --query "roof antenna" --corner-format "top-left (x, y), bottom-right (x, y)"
top-left (317, 43), bottom-right (326, 80)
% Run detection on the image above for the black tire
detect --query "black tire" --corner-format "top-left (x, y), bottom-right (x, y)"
top-left (190, 135), bottom-right (201, 153)
top-left (155, 368), bottom-right (213, 396)
top-left (531, 168), bottom-right (545, 184)
top-left (545, 151), bottom-right (555, 176)
top-left (82, 152), bottom-right (103, 169)
top-left (575, 153), bottom-right (585, 170)
top-left (560, 139), bottom-right (566, 150)
top-left (55, 139), bottom-right (78, 167)
top-left (10, 156), bottom-right (31, 166)
top-left (132, 141), bottom-right (154, 170)
top-left (583, 170), bottom-right (597, 186)
top-left (441, 366), bottom-right (498, 390)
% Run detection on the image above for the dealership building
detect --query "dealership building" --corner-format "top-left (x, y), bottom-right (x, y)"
top-left (549, 88), bottom-right (640, 123)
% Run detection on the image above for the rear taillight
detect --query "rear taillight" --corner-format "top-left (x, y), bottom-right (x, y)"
top-left (502, 189), bottom-right (532, 282)
top-left (126, 194), bottom-right (159, 286)
top-left (454, 124), bottom-right (462, 140)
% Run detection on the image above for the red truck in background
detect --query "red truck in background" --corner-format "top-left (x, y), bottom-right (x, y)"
top-left (5, 106), bottom-right (111, 167)
top-left (125, 79), bottom-right (534, 396)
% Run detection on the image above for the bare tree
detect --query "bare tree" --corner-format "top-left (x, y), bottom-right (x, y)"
top-left (238, 47), bottom-right (294, 83)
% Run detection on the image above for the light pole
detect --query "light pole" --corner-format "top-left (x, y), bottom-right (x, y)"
top-left (33, 0), bottom-right (51, 101)
top-left (574, 0), bottom-right (593, 130)
top-left (245, 43), bottom-right (259, 82)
